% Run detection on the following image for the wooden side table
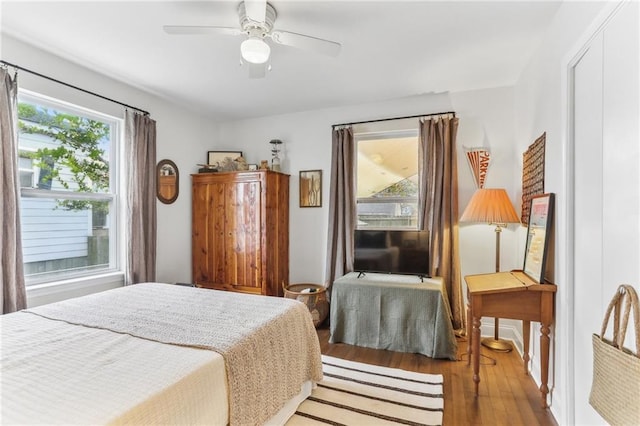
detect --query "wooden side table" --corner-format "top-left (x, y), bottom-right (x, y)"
top-left (464, 271), bottom-right (557, 408)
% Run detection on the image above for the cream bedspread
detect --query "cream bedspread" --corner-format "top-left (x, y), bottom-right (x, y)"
top-left (1, 311), bottom-right (228, 425)
top-left (21, 283), bottom-right (323, 426)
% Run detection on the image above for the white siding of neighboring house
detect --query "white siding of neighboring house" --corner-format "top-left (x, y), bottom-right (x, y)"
top-left (21, 198), bottom-right (89, 262)
top-left (19, 130), bottom-right (91, 264)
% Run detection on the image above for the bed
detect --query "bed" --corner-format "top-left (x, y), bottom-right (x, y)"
top-left (0, 283), bottom-right (323, 425)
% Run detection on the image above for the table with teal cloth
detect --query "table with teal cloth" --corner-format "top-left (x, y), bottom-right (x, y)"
top-left (329, 272), bottom-right (458, 360)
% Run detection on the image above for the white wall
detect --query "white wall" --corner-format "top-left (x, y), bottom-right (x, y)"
top-left (514, 1), bottom-right (639, 424)
top-left (2, 35), bottom-right (218, 305)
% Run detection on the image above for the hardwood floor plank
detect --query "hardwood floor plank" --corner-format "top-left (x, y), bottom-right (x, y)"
top-left (316, 328), bottom-right (558, 426)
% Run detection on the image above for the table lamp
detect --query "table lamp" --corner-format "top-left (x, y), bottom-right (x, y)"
top-left (461, 188), bottom-right (520, 351)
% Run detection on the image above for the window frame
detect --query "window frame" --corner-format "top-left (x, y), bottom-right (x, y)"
top-left (17, 89), bottom-right (123, 288)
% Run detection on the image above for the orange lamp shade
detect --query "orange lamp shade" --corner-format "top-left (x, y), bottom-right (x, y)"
top-left (460, 188), bottom-right (520, 224)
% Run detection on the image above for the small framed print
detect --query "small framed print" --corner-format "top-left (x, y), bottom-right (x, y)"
top-left (207, 151), bottom-right (242, 168)
top-left (523, 193), bottom-right (555, 283)
top-left (300, 169), bottom-right (322, 208)
top-left (248, 164), bottom-right (258, 171)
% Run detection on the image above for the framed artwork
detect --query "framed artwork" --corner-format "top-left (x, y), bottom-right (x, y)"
top-left (207, 151), bottom-right (242, 168)
top-left (300, 170), bottom-right (322, 207)
top-left (523, 193), bottom-right (555, 283)
top-left (521, 133), bottom-right (546, 224)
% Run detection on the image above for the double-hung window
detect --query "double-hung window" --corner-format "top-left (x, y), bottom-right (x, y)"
top-left (355, 126), bottom-right (420, 230)
top-left (17, 91), bottom-right (121, 286)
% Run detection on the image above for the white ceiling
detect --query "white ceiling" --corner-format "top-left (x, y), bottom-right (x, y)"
top-left (1, 1), bottom-right (562, 121)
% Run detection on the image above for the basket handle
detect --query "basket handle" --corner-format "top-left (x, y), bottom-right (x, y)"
top-left (600, 284), bottom-right (640, 357)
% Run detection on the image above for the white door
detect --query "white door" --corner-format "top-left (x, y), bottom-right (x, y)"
top-left (571, 2), bottom-right (639, 424)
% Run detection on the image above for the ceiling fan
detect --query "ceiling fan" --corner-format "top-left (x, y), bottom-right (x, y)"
top-left (163, 0), bottom-right (342, 78)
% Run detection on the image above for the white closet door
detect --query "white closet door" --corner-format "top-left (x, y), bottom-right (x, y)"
top-left (572, 2), bottom-right (639, 424)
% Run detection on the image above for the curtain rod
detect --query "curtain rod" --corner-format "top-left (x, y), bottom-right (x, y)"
top-left (1, 60), bottom-right (150, 116)
top-left (332, 111), bottom-right (456, 128)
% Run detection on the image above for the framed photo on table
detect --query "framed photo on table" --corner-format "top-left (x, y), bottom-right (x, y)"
top-left (523, 193), bottom-right (555, 283)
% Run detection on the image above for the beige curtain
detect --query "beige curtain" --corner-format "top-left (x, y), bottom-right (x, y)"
top-left (324, 127), bottom-right (356, 292)
top-left (418, 115), bottom-right (465, 331)
top-left (124, 110), bottom-right (157, 284)
top-left (1, 68), bottom-right (27, 313)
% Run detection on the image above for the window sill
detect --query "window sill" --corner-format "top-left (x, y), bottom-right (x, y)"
top-left (26, 272), bottom-right (125, 308)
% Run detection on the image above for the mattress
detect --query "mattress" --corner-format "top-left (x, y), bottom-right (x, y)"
top-left (0, 283), bottom-right (322, 425)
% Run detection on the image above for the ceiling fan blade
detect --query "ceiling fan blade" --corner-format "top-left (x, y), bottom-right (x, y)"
top-left (270, 30), bottom-right (341, 57)
top-left (243, 0), bottom-right (267, 23)
top-left (163, 25), bottom-right (243, 36)
top-left (248, 62), bottom-right (267, 79)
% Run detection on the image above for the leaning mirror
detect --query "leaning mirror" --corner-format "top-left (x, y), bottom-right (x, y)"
top-left (523, 193), bottom-right (554, 283)
top-left (156, 159), bottom-right (179, 204)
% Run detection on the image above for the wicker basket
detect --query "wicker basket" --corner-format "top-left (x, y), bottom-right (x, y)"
top-left (589, 284), bottom-right (640, 425)
top-left (283, 283), bottom-right (329, 328)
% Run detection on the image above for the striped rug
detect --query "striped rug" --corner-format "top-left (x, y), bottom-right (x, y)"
top-left (286, 355), bottom-right (444, 426)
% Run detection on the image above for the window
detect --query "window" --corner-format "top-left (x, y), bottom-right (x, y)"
top-left (18, 153), bottom-right (35, 188)
top-left (17, 91), bottom-right (121, 285)
top-left (356, 127), bottom-right (419, 229)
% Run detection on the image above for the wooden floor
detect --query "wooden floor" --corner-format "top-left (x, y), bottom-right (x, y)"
top-left (316, 328), bottom-right (558, 426)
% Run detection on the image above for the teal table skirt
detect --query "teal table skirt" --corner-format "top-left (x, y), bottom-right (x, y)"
top-left (329, 272), bottom-right (458, 360)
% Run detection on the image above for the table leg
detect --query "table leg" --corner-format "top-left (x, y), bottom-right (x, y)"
top-left (523, 320), bottom-right (531, 375)
top-left (466, 301), bottom-right (472, 366)
top-left (539, 321), bottom-right (551, 408)
top-left (472, 314), bottom-right (481, 396)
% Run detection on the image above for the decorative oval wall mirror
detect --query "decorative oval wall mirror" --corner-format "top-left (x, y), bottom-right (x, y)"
top-left (156, 159), bottom-right (179, 204)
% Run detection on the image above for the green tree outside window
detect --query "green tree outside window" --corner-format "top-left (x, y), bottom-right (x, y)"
top-left (18, 103), bottom-right (110, 214)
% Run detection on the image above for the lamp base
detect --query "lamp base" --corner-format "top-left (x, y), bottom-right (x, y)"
top-left (481, 337), bottom-right (513, 352)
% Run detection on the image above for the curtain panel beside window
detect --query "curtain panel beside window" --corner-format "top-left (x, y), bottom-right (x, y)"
top-left (0, 68), bottom-right (27, 313)
top-left (419, 115), bottom-right (464, 331)
top-left (125, 110), bottom-right (157, 285)
top-left (324, 127), bottom-right (355, 294)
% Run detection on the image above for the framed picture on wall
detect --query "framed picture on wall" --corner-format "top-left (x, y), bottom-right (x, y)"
top-left (523, 193), bottom-right (555, 283)
top-left (299, 170), bottom-right (322, 207)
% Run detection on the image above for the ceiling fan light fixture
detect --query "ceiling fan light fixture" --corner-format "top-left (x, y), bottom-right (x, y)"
top-left (241, 37), bottom-right (270, 64)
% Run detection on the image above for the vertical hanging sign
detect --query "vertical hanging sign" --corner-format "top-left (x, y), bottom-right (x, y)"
top-left (464, 147), bottom-right (491, 189)
top-left (521, 133), bottom-right (546, 224)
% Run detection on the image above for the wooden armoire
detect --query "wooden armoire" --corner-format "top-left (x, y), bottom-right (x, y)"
top-left (191, 170), bottom-right (289, 296)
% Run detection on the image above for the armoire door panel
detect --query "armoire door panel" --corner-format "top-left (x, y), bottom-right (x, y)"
top-left (211, 181), bottom-right (227, 286)
top-left (224, 181), bottom-right (262, 290)
top-left (192, 181), bottom-right (213, 284)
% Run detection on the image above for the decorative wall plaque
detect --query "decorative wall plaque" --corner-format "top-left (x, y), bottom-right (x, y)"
top-left (521, 133), bottom-right (546, 224)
